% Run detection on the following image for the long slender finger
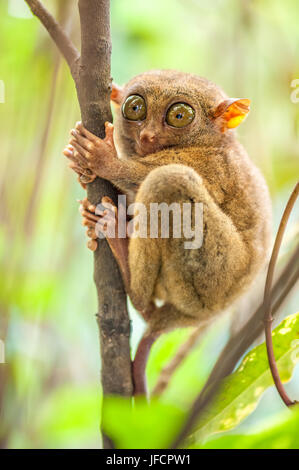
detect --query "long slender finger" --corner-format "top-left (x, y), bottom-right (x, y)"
top-left (79, 198), bottom-right (96, 212)
top-left (63, 148), bottom-right (74, 158)
top-left (72, 147), bottom-right (92, 168)
top-left (81, 209), bottom-right (100, 223)
top-left (65, 152), bottom-right (91, 175)
top-left (101, 196), bottom-right (117, 214)
top-left (70, 129), bottom-right (93, 152)
top-left (86, 228), bottom-right (98, 240)
top-left (104, 122), bottom-right (114, 145)
top-left (82, 206), bottom-right (106, 218)
top-left (80, 197), bottom-right (90, 209)
top-left (68, 159), bottom-right (94, 180)
top-left (87, 239), bottom-right (98, 251)
top-left (82, 217), bottom-right (96, 228)
top-left (68, 162), bottom-right (85, 176)
top-left (63, 147), bottom-right (81, 163)
top-left (64, 145), bottom-right (87, 167)
top-left (75, 121), bottom-right (98, 142)
top-left (70, 140), bottom-right (90, 159)
top-left (102, 196), bottom-right (115, 206)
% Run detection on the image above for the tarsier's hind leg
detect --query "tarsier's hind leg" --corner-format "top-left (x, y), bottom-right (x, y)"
top-left (131, 163), bottom-right (251, 396)
top-left (130, 163), bottom-right (251, 321)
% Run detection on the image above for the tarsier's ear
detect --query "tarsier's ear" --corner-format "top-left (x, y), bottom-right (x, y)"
top-left (213, 98), bottom-right (250, 132)
top-left (111, 83), bottom-right (123, 105)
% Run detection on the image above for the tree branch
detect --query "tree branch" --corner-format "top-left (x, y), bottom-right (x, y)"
top-left (263, 181), bottom-right (299, 407)
top-left (24, 0), bottom-right (134, 449)
top-left (77, 0), bottom-right (133, 398)
top-left (24, 0), bottom-right (80, 78)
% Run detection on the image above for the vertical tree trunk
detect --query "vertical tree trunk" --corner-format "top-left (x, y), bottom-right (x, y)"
top-left (24, 0), bottom-right (134, 448)
top-left (76, 3), bottom-right (133, 448)
top-left (77, 0), bottom-right (133, 401)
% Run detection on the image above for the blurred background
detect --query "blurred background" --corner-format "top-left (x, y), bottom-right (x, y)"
top-left (0, 0), bottom-right (298, 448)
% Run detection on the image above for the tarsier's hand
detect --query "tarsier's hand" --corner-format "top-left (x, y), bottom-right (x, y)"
top-left (63, 145), bottom-right (96, 188)
top-left (63, 127), bottom-right (97, 189)
top-left (63, 121), bottom-right (118, 185)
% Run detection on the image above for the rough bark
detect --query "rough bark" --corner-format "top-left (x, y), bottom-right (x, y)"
top-left (77, 0), bottom-right (133, 400)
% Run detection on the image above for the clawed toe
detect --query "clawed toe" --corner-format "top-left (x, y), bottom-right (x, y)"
top-left (81, 209), bottom-right (99, 223)
top-left (78, 196), bottom-right (118, 250)
top-left (82, 218), bottom-right (96, 228)
top-left (79, 197), bottom-right (96, 212)
top-left (101, 196), bottom-right (117, 214)
top-left (79, 199), bottom-right (99, 251)
top-left (86, 228), bottom-right (97, 239)
top-left (104, 122), bottom-right (115, 147)
top-left (79, 198), bottom-right (98, 229)
top-left (87, 239), bottom-right (98, 251)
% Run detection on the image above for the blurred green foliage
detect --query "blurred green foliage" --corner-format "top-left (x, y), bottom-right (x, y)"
top-left (188, 312), bottom-right (299, 445)
top-left (200, 406), bottom-right (299, 449)
top-left (102, 313), bottom-right (299, 449)
top-left (0, 0), bottom-right (298, 449)
top-left (102, 396), bottom-right (185, 449)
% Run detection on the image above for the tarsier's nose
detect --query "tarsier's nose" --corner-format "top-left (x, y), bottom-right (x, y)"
top-left (140, 130), bottom-right (156, 144)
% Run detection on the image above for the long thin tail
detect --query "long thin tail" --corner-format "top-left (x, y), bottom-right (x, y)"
top-left (133, 331), bottom-right (159, 396)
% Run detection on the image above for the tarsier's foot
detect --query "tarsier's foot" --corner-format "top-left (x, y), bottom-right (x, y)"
top-left (79, 196), bottom-right (116, 251)
top-left (79, 197), bottom-right (100, 251)
top-left (79, 196), bottom-right (130, 289)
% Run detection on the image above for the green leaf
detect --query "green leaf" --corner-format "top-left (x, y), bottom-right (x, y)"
top-left (198, 406), bottom-right (299, 449)
top-left (102, 396), bottom-right (185, 449)
top-left (188, 312), bottom-right (299, 445)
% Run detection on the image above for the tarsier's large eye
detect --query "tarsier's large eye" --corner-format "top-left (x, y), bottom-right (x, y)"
top-left (122, 95), bottom-right (147, 121)
top-left (166, 103), bottom-right (195, 128)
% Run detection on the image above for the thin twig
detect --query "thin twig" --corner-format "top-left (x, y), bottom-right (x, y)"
top-left (24, 0), bottom-right (80, 78)
top-left (152, 326), bottom-right (203, 397)
top-left (263, 181), bottom-right (299, 407)
top-left (171, 241), bottom-right (299, 448)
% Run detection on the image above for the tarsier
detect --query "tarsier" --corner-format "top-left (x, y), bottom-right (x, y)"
top-left (63, 70), bottom-right (272, 395)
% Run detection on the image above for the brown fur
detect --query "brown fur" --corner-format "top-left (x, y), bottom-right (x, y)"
top-left (67, 70), bottom-right (272, 335)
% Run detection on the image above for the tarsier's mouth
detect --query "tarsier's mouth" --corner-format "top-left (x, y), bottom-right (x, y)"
top-left (136, 145), bottom-right (157, 157)
top-left (136, 141), bottom-right (168, 157)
